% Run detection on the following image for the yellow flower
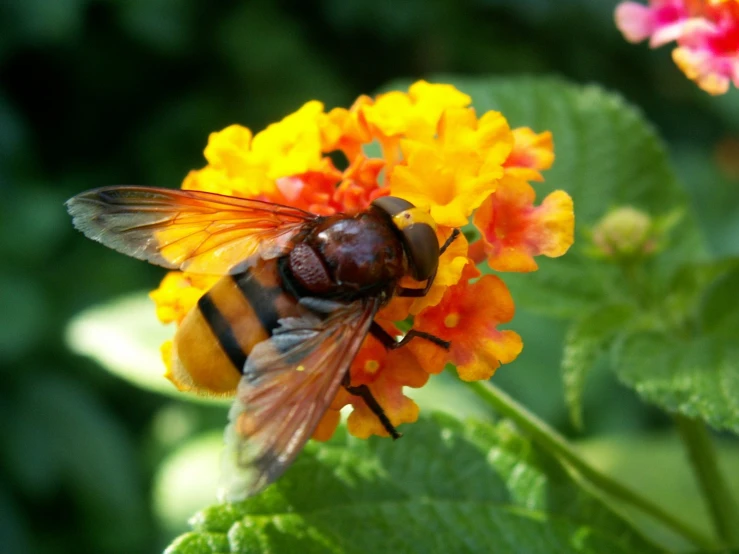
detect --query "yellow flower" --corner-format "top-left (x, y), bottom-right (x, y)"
top-left (149, 271), bottom-right (218, 325)
top-left (389, 107), bottom-right (513, 227)
top-left (408, 80), bottom-right (472, 135)
top-left (250, 100), bottom-right (326, 179)
top-left (362, 81), bottom-right (471, 142)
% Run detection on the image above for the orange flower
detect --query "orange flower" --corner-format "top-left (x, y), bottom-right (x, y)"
top-left (249, 101), bottom-right (327, 180)
top-left (143, 80), bottom-right (574, 443)
top-left (474, 176), bottom-right (574, 272)
top-left (346, 335), bottom-right (429, 438)
top-left (271, 169), bottom-right (337, 214)
top-left (504, 127), bottom-right (555, 182)
top-left (333, 155), bottom-right (388, 214)
top-left (320, 100), bottom-right (372, 161)
top-left (311, 327), bottom-right (432, 440)
top-left (312, 387), bottom-right (351, 442)
top-left (412, 270), bottom-right (523, 381)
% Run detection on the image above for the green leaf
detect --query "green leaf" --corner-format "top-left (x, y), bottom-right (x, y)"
top-left (562, 303), bottom-right (636, 429)
top-left (698, 259), bottom-right (739, 337)
top-left (166, 415), bottom-right (660, 554)
top-left (428, 75), bottom-right (705, 318)
top-left (614, 332), bottom-right (739, 434)
top-left (609, 259), bottom-right (739, 434)
top-left (663, 259), bottom-right (739, 331)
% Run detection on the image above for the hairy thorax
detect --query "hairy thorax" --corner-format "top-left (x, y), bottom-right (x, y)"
top-left (283, 210), bottom-right (406, 301)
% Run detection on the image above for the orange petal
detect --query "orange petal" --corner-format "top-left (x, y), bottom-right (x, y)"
top-left (350, 333), bottom-right (389, 386)
top-left (474, 176), bottom-right (574, 272)
top-left (312, 409), bottom-right (342, 441)
top-left (346, 376), bottom-right (420, 438)
top-left (504, 127), bottom-right (554, 182)
top-left (455, 332), bottom-right (523, 381)
top-left (414, 274), bottom-right (520, 379)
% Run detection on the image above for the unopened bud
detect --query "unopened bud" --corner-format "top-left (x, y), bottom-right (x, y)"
top-left (591, 207), bottom-right (655, 259)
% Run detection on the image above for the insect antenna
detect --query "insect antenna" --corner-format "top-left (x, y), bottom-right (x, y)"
top-left (439, 228), bottom-right (461, 255)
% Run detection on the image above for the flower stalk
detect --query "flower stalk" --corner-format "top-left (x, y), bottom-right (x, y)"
top-left (674, 414), bottom-right (739, 546)
top-left (467, 379), bottom-right (717, 549)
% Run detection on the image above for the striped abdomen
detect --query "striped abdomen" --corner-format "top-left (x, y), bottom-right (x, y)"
top-left (168, 260), bottom-right (304, 395)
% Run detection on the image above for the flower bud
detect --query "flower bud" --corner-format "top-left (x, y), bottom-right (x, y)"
top-left (591, 206), bottom-right (655, 259)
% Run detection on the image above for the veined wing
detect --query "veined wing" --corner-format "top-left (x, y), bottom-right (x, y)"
top-left (66, 186), bottom-right (316, 274)
top-left (220, 296), bottom-right (380, 501)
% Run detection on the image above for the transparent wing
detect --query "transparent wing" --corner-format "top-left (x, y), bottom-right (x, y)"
top-left (220, 297), bottom-right (380, 501)
top-left (66, 186), bottom-right (316, 274)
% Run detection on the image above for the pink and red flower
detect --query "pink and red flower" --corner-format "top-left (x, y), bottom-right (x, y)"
top-left (615, 0), bottom-right (739, 94)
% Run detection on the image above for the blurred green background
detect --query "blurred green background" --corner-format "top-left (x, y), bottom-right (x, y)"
top-left (1, 1), bottom-right (738, 553)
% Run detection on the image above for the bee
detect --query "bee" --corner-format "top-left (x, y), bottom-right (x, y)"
top-left (67, 186), bottom-right (458, 499)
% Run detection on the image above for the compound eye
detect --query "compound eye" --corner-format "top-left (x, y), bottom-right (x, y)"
top-left (371, 196), bottom-right (439, 281)
top-left (401, 222), bottom-right (439, 281)
top-left (371, 196), bottom-right (414, 218)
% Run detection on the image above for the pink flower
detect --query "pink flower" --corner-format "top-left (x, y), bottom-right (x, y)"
top-left (615, 0), bottom-right (690, 47)
top-left (673, 6), bottom-right (739, 94)
top-left (615, 0), bottom-right (739, 94)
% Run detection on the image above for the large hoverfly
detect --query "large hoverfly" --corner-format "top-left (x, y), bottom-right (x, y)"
top-left (67, 186), bottom-right (458, 499)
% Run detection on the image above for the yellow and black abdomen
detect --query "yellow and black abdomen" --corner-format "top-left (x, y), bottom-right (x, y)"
top-left (168, 260), bottom-right (301, 396)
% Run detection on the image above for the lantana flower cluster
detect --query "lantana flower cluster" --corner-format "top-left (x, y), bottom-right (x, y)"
top-left (150, 81), bottom-right (574, 440)
top-left (615, 0), bottom-right (739, 94)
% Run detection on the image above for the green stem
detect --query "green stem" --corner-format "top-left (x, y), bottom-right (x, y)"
top-left (466, 380), bottom-right (716, 549)
top-left (674, 414), bottom-right (739, 546)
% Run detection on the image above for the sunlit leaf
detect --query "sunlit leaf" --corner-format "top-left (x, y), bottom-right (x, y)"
top-left (607, 259), bottom-right (739, 434)
top-left (166, 414), bottom-right (660, 554)
top-left (614, 331), bottom-right (739, 435)
top-left (154, 432), bottom-right (223, 535)
top-left (65, 292), bottom-right (226, 404)
top-left (153, 376), bottom-right (494, 534)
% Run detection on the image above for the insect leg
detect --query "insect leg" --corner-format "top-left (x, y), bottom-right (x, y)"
top-left (341, 373), bottom-right (401, 439)
top-left (370, 322), bottom-right (450, 351)
top-left (396, 274), bottom-right (436, 297)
